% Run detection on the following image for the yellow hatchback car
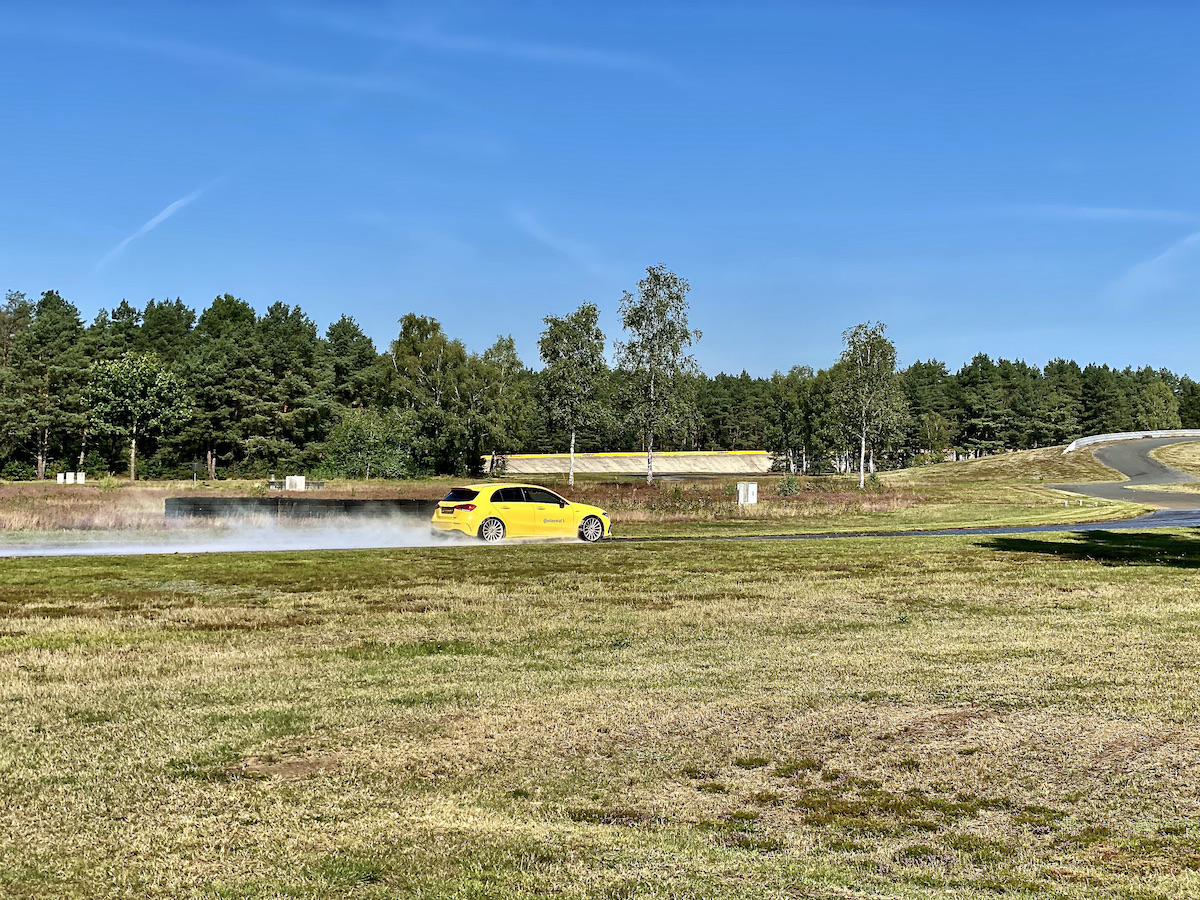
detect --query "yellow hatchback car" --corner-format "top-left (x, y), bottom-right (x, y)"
top-left (430, 483), bottom-right (611, 543)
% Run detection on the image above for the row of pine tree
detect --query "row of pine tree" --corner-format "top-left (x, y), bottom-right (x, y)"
top-left (1, 288), bottom-right (1195, 479)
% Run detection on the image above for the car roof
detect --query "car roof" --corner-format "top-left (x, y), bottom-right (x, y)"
top-left (461, 483), bottom-right (561, 491)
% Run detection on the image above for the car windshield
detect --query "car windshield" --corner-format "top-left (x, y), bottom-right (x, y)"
top-left (442, 488), bottom-right (479, 502)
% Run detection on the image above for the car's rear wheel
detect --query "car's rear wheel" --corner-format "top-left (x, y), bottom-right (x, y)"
top-left (479, 517), bottom-right (506, 543)
top-left (579, 516), bottom-right (604, 543)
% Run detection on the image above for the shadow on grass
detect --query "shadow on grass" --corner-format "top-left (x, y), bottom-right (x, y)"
top-left (981, 530), bottom-right (1200, 569)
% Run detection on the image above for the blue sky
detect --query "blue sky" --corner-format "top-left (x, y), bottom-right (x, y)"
top-left (2, 2), bottom-right (1197, 376)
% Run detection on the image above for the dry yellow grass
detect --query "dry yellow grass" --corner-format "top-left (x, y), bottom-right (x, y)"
top-left (1152, 442), bottom-right (1200, 478)
top-left (3, 532), bottom-right (1200, 898)
top-left (883, 444), bottom-right (1120, 485)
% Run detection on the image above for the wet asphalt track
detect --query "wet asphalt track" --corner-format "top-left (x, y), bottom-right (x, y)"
top-left (616, 438), bottom-right (1200, 543)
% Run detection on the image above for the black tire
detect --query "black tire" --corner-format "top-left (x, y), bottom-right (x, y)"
top-left (478, 517), bottom-right (506, 543)
top-left (579, 515), bottom-right (605, 543)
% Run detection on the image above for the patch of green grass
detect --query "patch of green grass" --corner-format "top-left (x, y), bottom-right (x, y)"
top-left (306, 850), bottom-right (388, 886)
top-left (165, 742), bottom-right (245, 781)
top-left (566, 807), bottom-right (660, 827)
top-left (733, 755), bottom-right (769, 769)
top-left (773, 757), bottom-right (822, 777)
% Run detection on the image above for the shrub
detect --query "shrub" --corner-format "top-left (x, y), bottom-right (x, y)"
top-left (776, 474), bottom-right (803, 496)
top-left (1, 460), bottom-right (36, 481)
top-left (319, 408), bottom-right (421, 479)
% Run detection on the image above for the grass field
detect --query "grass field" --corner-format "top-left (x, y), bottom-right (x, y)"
top-left (4, 529), bottom-right (1200, 898)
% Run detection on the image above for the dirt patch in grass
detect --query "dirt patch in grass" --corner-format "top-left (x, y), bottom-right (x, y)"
top-left (237, 752), bottom-right (345, 780)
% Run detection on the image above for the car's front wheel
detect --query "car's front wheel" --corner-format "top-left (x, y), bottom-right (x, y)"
top-left (579, 516), bottom-right (605, 543)
top-left (478, 517), bottom-right (506, 543)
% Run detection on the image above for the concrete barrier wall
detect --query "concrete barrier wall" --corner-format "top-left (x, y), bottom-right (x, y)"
top-left (493, 450), bottom-right (773, 475)
top-left (1063, 430), bottom-right (1200, 454)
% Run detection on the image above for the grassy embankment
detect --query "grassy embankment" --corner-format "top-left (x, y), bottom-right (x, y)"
top-left (3, 531), bottom-right (1200, 898)
top-left (1143, 442), bottom-right (1200, 493)
top-left (0, 446), bottom-right (1148, 539)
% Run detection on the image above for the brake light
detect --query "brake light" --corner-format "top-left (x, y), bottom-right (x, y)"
top-left (454, 503), bottom-right (476, 511)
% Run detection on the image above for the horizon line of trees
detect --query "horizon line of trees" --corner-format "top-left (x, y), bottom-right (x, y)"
top-left (1, 272), bottom-right (1197, 483)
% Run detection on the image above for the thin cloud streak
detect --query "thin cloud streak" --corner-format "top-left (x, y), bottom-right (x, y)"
top-left (1104, 229), bottom-right (1200, 307)
top-left (96, 182), bottom-right (215, 271)
top-left (1010, 204), bottom-right (1196, 223)
top-left (3, 23), bottom-right (442, 103)
top-left (511, 210), bottom-right (613, 278)
top-left (278, 6), bottom-right (676, 78)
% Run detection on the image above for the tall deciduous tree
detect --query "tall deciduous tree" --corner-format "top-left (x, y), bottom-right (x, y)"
top-left (473, 335), bottom-right (535, 472)
top-left (320, 407), bottom-right (420, 479)
top-left (1135, 379), bottom-right (1181, 429)
top-left (764, 366), bottom-right (815, 473)
top-left (0, 292), bottom-right (33, 465)
top-left (386, 313), bottom-right (473, 473)
top-left (87, 352), bottom-right (188, 480)
top-left (615, 265), bottom-right (701, 484)
top-left (538, 303), bottom-right (606, 485)
top-left (832, 321), bottom-right (907, 488)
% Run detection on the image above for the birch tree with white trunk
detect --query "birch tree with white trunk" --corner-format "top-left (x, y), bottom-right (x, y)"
top-left (615, 265), bottom-right (701, 486)
top-left (832, 322), bottom-right (907, 488)
top-left (538, 303), bottom-right (606, 486)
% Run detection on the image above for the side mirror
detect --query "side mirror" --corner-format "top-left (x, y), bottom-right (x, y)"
top-left (559, 500), bottom-right (567, 507)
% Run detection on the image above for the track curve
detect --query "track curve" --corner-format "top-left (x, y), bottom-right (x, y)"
top-left (1054, 437), bottom-right (1200, 510)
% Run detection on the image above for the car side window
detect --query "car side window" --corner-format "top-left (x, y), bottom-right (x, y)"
top-left (526, 488), bottom-right (564, 505)
top-left (494, 487), bottom-right (526, 502)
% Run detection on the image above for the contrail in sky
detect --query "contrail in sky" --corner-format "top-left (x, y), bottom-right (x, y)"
top-left (95, 180), bottom-right (218, 270)
top-left (1104, 228), bottom-right (1200, 309)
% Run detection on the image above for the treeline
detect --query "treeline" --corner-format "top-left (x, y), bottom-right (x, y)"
top-left (0, 284), bottom-right (1196, 480)
top-left (703, 356), bottom-right (1199, 474)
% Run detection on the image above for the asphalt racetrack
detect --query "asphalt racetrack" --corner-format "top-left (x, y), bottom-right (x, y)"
top-left (1053, 437), bottom-right (1200, 509)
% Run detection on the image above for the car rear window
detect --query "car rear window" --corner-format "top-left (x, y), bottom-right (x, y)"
top-left (442, 488), bottom-right (479, 502)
